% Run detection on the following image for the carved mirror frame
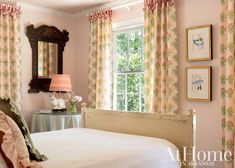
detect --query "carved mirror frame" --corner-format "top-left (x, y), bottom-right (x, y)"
top-left (26, 24), bottom-right (69, 93)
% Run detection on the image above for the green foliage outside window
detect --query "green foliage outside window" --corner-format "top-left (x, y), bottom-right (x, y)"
top-left (114, 27), bottom-right (145, 112)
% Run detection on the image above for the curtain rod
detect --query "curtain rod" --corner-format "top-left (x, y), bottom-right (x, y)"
top-left (0, 0), bottom-right (17, 5)
top-left (85, 0), bottom-right (143, 16)
top-left (111, 0), bottom-right (143, 10)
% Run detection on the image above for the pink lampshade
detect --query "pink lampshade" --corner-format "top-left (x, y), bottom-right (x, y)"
top-left (49, 74), bottom-right (72, 92)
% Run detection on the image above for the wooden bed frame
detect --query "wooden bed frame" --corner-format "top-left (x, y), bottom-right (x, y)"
top-left (81, 103), bottom-right (196, 168)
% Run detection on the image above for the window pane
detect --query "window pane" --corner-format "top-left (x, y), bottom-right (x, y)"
top-left (141, 94), bottom-right (145, 112)
top-left (117, 55), bottom-right (127, 72)
top-left (128, 53), bottom-right (143, 71)
top-left (129, 30), bottom-right (142, 55)
top-left (127, 94), bottom-right (139, 111)
top-left (128, 30), bottom-right (143, 71)
top-left (116, 33), bottom-right (128, 72)
top-left (117, 94), bottom-right (125, 110)
top-left (127, 74), bottom-right (139, 93)
top-left (117, 74), bottom-right (125, 93)
top-left (140, 73), bottom-right (144, 93)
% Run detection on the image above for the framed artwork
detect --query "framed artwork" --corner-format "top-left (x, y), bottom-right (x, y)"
top-left (186, 66), bottom-right (212, 101)
top-left (186, 25), bottom-right (212, 61)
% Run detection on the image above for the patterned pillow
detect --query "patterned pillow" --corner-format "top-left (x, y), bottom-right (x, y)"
top-left (0, 111), bottom-right (42, 168)
top-left (0, 98), bottom-right (47, 161)
top-left (0, 131), bottom-right (10, 168)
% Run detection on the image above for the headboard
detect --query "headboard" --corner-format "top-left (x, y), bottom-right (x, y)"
top-left (81, 103), bottom-right (196, 167)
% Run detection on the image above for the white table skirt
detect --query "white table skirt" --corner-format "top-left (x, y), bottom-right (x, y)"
top-left (31, 113), bottom-right (81, 133)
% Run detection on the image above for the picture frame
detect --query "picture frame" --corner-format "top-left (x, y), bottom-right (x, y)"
top-left (186, 25), bottom-right (212, 61)
top-left (186, 66), bottom-right (212, 101)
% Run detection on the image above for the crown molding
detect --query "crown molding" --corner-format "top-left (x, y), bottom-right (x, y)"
top-left (19, 2), bottom-right (74, 18)
top-left (19, 0), bottom-right (144, 18)
top-left (75, 0), bottom-right (144, 17)
top-left (0, 0), bottom-right (17, 5)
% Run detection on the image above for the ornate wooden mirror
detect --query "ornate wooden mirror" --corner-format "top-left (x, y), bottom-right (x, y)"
top-left (26, 24), bottom-right (69, 93)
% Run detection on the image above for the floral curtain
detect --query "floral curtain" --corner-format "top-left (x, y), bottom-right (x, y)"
top-left (144, 0), bottom-right (178, 114)
top-left (0, 3), bottom-right (22, 113)
top-left (88, 10), bottom-right (113, 109)
top-left (38, 41), bottom-right (56, 77)
top-left (220, 0), bottom-right (235, 167)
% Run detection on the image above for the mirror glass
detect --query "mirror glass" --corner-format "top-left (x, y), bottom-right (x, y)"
top-left (38, 41), bottom-right (58, 78)
top-left (26, 24), bottom-right (69, 93)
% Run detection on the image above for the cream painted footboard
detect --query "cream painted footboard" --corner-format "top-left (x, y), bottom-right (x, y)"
top-left (81, 103), bottom-right (196, 168)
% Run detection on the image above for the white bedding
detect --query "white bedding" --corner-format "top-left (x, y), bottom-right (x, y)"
top-left (31, 128), bottom-right (180, 168)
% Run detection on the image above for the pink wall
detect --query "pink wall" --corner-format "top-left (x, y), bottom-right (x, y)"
top-left (20, 6), bottom-right (76, 125)
top-left (74, 1), bottom-right (222, 167)
top-left (177, 0), bottom-right (222, 167)
top-left (74, 15), bottom-right (89, 109)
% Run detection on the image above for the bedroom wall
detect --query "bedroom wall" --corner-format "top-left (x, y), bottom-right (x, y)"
top-left (74, 0), bottom-right (222, 167)
top-left (17, 1), bottom-right (222, 167)
top-left (20, 5), bottom-right (76, 125)
top-left (177, 0), bottom-right (222, 167)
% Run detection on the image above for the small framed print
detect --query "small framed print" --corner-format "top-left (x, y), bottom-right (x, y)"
top-left (186, 66), bottom-right (212, 101)
top-left (186, 25), bottom-right (212, 61)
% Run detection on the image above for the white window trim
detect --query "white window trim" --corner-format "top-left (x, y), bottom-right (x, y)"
top-left (112, 17), bottom-right (144, 32)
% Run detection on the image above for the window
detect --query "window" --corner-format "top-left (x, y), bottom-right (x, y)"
top-left (113, 27), bottom-right (145, 112)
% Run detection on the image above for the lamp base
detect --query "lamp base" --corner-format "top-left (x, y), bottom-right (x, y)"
top-left (52, 108), bottom-right (66, 113)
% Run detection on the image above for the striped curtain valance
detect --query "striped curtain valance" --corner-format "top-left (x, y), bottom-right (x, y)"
top-left (89, 10), bottom-right (112, 22)
top-left (0, 3), bottom-right (21, 16)
top-left (144, 0), bottom-right (174, 12)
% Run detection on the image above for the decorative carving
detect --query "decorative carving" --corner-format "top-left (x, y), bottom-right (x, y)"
top-left (26, 24), bottom-right (69, 93)
top-left (26, 25), bottom-right (69, 43)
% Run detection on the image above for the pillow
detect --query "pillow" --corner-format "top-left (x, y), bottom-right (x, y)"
top-left (0, 153), bottom-right (8, 168)
top-left (0, 111), bottom-right (42, 168)
top-left (0, 98), bottom-right (47, 161)
top-left (0, 131), bottom-right (9, 168)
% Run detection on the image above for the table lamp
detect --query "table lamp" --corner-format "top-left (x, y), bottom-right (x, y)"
top-left (49, 74), bottom-right (72, 113)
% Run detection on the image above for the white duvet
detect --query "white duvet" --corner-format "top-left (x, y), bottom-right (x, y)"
top-left (31, 128), bottom-right (180, 168)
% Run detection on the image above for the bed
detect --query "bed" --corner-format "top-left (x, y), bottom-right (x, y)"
top-left (0, 102), bottom-right (195, 168)
top-left (32, 128), bottom-right (180, 168)
top-left (30, 104), bottom-right (195, 168)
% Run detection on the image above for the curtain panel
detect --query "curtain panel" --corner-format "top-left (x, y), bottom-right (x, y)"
top-left (0, 3), bottom-right (22, 113)
top-left (38, 42), bottom-right (55, 77)
top-left (220, 0), bottom-right (235, 167)
top-left (88, 10), bottom-right (113, 109)
top-left (144, 0), bottom-right (178, 114)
